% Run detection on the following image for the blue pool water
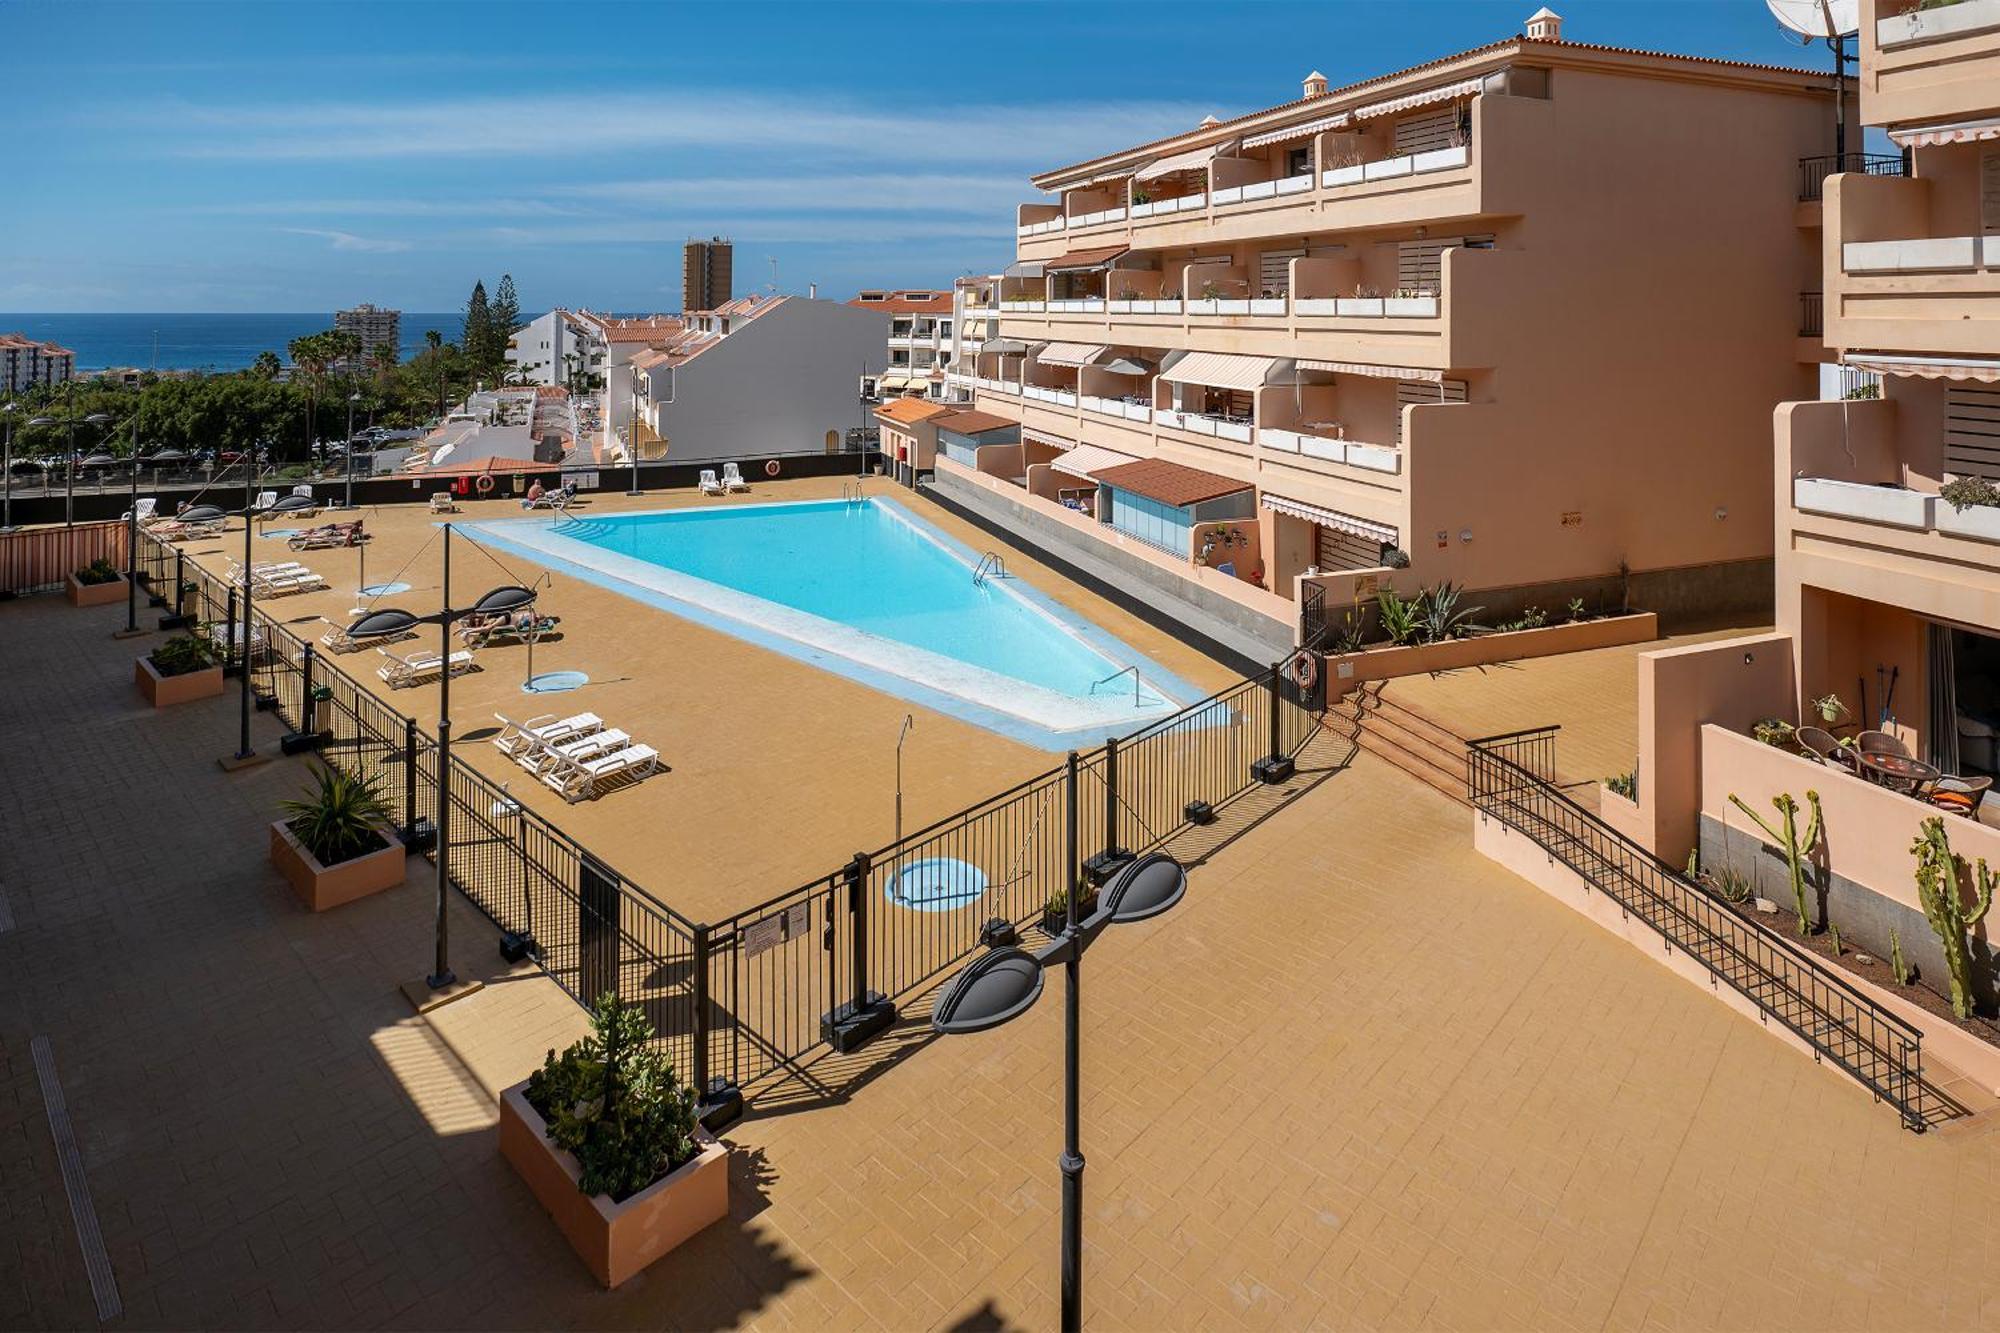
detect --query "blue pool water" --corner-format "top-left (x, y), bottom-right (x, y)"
top-left (464, 498), bottom-right (1200, 748)
top-left (568, 501), bottom-right (1138, 699)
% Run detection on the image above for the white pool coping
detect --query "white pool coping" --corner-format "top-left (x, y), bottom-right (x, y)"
top-left (460, 497), bottom-right (1208, 750)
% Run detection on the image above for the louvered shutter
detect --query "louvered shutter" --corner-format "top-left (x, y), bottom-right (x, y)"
top-left (1259, 249), bottom-right (1304, 297)
top-left (1946, 385), bottom-right (2000, 482)
top-left (1392, 108), bottom-right (1460, 155)
top-left (1394, 378), bottom-right (1467, 446)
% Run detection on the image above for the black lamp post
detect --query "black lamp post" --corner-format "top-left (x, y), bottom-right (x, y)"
top-left (0, 401), bottom-right (18, 532)
top-left (342, 524), bottom-right (536, 992)
top-left (117, 415), bottom-right (148, 639)
top-left (625, 364), bottom-right (642, 496)
top-left (344, 391), bottom-right (362, 509)
top-left (931, 794), bottom-right (1188, 1333)
top-left (26, 391), bottom-right (114, 528)
top-left (179, 439), bottom-right (316, 768)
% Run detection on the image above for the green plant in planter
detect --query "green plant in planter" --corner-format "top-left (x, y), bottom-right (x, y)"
top-left (1330, 610), bottom-right (1367, 655)
top-left (1605, 768), bottom-right (1638, 801)
top-left (1375, 588), bottom-right (1421, 646)
top-left (1414, 582), bottom-right (1481, 644)
top-left (1727, 788), bottom-right (1823, 936)
top-left (74, 557), bottom-right (120, 586)
top-left (149, 629), bottom-right (221, 678)
top-left (279, 761), bottom-right (391, 867)
top-left (1566, 597), bottom-right (1587, 623)
top-left (526, 993), bottom-right (699, 1201)
top-left (1912, 816), bottom-right (1995, 1019)
top-left (1380, 546), bottom-right (1411, 570)
top-left (1712, 864), bottom-right (1753, 904)
top-left (1809, 693), bottom-right (1848, 725)
top-left (1751, 718), bottom-right (1796, 749)
top-left (1939, 476), bottom-right (2000, 512)
top-left (1889, 928), bottom-right (1913, 985)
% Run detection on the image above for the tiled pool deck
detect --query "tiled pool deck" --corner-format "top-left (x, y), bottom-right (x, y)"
top-left (8, 588), bottom-right (2000, 1329)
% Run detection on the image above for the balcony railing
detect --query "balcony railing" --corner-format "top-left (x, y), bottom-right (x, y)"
top-left (999, 293), bottom-right (1442, 321)
top-left (1797, 152), bottom-right (1907, 203)
top-left (1800, 290), bottom-right (1824, 337)
top-left (1256, 427), bottom-right (1402, 474)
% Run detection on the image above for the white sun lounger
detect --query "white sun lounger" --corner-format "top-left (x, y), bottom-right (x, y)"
top-left (252, 569), bottom-right (328, 596)
top-left (377, 646), bottom-right (476, 688)
top-left (430, 493), bottom-right (458, 513)
top-left (542, 743), bottom-right (659, 802)
top-left (528, 728), bottom-right (630, 776)
top-left (698, 469), bottom-right (724, 496)
top-left (721, 462), bottom-right (749, 492)
top-left (125, 497), bottom-right (158, 524)
top-left (491, 711), bottom-right (602, 761)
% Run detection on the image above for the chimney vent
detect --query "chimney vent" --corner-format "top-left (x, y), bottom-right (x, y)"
top-left (1525, 6), bottom-right (1562, 40)
top-left (1303, 70), bottom-right (1328, 98)
top-left (1198, 113), bottom-right (1221, 127)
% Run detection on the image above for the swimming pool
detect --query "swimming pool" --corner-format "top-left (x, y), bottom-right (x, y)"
top-left (463, 498), bottom-right (1200, 749)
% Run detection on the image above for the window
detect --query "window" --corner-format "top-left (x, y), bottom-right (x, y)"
top-left (1983, 152), bottom-right (2000, 234)
top-left (1102, 487), bottom-right (1194, 555)
top-left (1285, 146), bottom-right (1312, 178)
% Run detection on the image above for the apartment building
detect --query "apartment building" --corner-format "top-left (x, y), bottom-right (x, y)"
top-left (1588, 0), bottom-right (2000, 1006)
top-left (583, 315), bottom-right (685, 461)
top-left (625, 295), bottom-right (886, 464)
top-left (334, 304), bottom-right (400, 360)
top-left (937, 9), bottom-right (1844, 642)
top-left (683, 237), bottom-right (733, 314)
top-left (506, 309), bottom-right (608, 389)
top-left (0, 334), bottom-right (75, 393)
top-left (850, 289), bottom-right (956, 401)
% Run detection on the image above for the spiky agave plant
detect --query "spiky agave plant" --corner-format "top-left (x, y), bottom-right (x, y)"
top-left (280, 761), bottom-right (392, 865)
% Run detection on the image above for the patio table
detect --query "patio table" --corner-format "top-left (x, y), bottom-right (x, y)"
top-left (1856, 751), bottom-right (1939, 794)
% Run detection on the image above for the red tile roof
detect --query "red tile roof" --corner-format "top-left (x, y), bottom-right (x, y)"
top-left (876, 397), bottom-right (954, 425)
top-left (1093, 458), bottom-right (1250, 507)
top-left (850, 289), bottom-right (954, 315)
top-left (933, 409), bottom-right (1017, 436)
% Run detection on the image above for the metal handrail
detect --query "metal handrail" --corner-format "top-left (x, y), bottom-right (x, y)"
top-left (1797, 151), bottom-right (1907, 202)
top-left (1088, 664), bottom-right (1141, 707)
top-left (972, 551), bottom-right (1007, 585)
top-left (1465, 730), bottom-right (1934, 1131)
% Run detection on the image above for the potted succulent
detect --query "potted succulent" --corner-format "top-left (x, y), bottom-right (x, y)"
top-left (500, 994), bottom-right (727, 1288)
top-left (1809, 692), bottom-right (1849, 726)
top-left (135, 627), bottom-right (224, 707)
top-left (1040, 884), bottom-right (1098, 937)
top-left (1751, 717), bottom-right (1797, 749)
top-left (1934, 476), bottom-right (2000, 544)
top-left (269, 762), bottom-right (407, 911)
top-left (66, 556), bottom-right (127, 607)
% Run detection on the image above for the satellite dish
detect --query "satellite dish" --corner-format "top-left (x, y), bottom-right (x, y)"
top-left (1766, 0), bottom-right (1859, 39)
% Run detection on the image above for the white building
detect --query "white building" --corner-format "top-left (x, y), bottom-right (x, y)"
top-left (848, 289), bottom-right (955, 402)
top-left (944, 275), bottom-right (1003, 406)
top-left (334, 304), bottom-right (400, 361)
top-left (506, 309), bottom-right (607, 389)
top-left (625, 295), bottom-right (888, 464)
top-left (0, 333), bottom-right (74, 393)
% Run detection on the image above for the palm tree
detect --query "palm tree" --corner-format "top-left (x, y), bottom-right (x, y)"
top-left (425, 330), bottom-right (446, 420)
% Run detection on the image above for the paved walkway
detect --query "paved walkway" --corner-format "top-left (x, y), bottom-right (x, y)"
top-left (6, 594), bottom-right (2000, 1330)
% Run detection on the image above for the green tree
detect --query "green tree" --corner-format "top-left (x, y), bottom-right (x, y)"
top-left (423, 329), bottom-right (448, 419)
top-left (490, 274), bottom-right (521, 376)
top-left (250, 350), bottom-right (282, 380)
top-left (462, 280), bottom-right (492, 382)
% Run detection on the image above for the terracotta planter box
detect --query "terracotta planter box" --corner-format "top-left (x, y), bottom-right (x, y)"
top-left (135, 655), bottom-right (223, 707)
top-left (268, 819), bottom-right (407, 912)
top-left (66, 573), bottom-right (127, 607)
top-left (1325, 612), bottom-right (1660, 691)
top-left (499, 1082), bottom-right (728, 1288)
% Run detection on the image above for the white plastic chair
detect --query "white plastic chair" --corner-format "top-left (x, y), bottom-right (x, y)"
top-left (721, 462), bottom-right (749, 492)
top-left (698, 469), bottom-right (724, 496)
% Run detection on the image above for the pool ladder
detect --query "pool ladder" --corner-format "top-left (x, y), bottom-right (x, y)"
top-left (841, 481), bottom-right (866, 505)
top-left (1090, 664), bottom-right (1143, 708)
top-left (972, 551), bottom-right (1008, 586)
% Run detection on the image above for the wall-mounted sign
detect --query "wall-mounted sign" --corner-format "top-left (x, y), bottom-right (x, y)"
top-left (1561, 510), bottom-right (1583, 528)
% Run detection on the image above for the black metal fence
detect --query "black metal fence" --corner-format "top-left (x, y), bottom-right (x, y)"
top-left (147, 528), bottom-right (1323, 1105)
top-left (1465, 727), bottom-right (1938, 1131)
top-left (1797, 152), bottom-right (1907, 202)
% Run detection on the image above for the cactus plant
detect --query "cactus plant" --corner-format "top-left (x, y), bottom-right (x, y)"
top-left (1727, 789), bottom-right (1824, 936)
top-left (1912, 817), bottom-right (1996, 1020)
top-left (1828, 923), bottom-right (1842, 956)
top-left (1889, 928), bottom-right (1911, 986)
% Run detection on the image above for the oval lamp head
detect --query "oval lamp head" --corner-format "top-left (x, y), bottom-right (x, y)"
top-left (269, 493), bottom-right (317, 515)
top-left (346, 608), bottom-right (422, 640)
top-left (84, 413), bottom-right (114, 425)
top-left (178, 504), bottom-right (226, 523)
top-left (79, 453), bottom-right (117, 468)
top-left (470, 584), bottom-right (537, 617)
top-left (26, 416), bottom-right (56, 428)
top-left (1102, 853), bottom-right (1187, 924)
top-left (932, 946), bottom-right (1045, 1035)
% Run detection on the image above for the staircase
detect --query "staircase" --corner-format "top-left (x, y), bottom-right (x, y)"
top-left (1328, 683), bottom-right (1472, 807)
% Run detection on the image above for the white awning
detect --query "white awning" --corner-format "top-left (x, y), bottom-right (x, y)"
top-left (878, 372), bottom-right (915, 389)
top-left (1158, 350), bottom-right (1290, 391)
top-left (1135, 139), bottom-right (1236, 182)
top-left (1889, 116), bottom-right (2000, 148)
top-left (1352, 78), bottom-right (1482, 121)
top-left (1261, 493), bottom-right (1398, 544)
top-left (983, 338), bottom-right (1031, 355)
top-left (1241, 112), bottom-right (1350, 149)
top-left (1296, 358), bottom-right (1443, 383)
top-left (1049, 443), bottom-right (1139, 480)
top-left (1022, 426), bottom-right (1076, 450)
top-left (1843, 353), bottom-right (2000, 383)
top-left (1035, 342), bottom-right (1109, 368)
top-left (1002, 260), bottom-right (1046, 279)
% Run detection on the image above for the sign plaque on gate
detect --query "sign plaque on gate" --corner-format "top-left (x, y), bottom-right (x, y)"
top-left (744, 902), bottom-right (811, 958)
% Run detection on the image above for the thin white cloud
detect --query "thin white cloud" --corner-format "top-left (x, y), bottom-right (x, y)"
top-left (125, 92), bottom-right (1216, 168)
top-left (281, 227), bottom-right (413, 254)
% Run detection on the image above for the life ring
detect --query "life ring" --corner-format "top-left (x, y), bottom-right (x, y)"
top-left (1285, 649), bottom-right (1318, 691)
top-left (764, 459), bottom-right (781, 478)
top-left (474, 474), bottom-right (496, 496)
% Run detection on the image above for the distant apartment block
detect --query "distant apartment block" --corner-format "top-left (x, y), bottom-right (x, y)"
top-left (0, 333), bottom-right (75, 393)
top-left (582, 314), bottom-right (685, 458)
top-left (936, 8), bottom-right (1844, 644)
top-left (851, 289), bottom-right (955, 401)
top-left (507, 309), bottom-right (608, 390)
top-left (334, 303), bottom-right (401, 360)
top-left (683, 237), bottom-right (733, 315)
top-left (624, 295), bottom-right (886, 464)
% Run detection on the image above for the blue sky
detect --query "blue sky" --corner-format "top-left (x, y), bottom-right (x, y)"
top-left (4, 0), bottom-right (1846, 313)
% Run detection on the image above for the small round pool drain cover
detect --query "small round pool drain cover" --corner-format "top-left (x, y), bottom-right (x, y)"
top-left (886, 858), bottom-right (990, 912)
top-left (524, 670), bottom-right (589, 694)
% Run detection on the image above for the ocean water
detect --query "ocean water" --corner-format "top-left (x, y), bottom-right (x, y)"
top-left (0, 313), bottom-right (468, 373)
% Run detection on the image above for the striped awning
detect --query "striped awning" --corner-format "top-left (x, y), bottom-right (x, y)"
top-left (1021, 426), bottom-right (1076, 450)
top-left (1002, 259), bottom-right (1046, 279)
top-left (1297, 359), bottom-right (1443, 383)
top-left (1843, 353), bottom-right (2000, 383)
top-left (878, 372), bottom-right (916, 389)
top-left (1241, 112), bottom-right (1350, 149)
top-left (1352, 78), bottom-right (1482, 121)
top-left (1159, 350), bottom-right (1290, 391)
top-left (1135, 140), bottom-right (1236, 182)
top-left (1049, 443), bottom-right (1139, 480)
top-left (1889, 116), bottom-right (2000, 148)
top-left (1261, 493), bottom-right (1397, 544)
top-left (983, 338), bottom-right (1031, 355)
top-left (1035, 342), bottom-right (1109, 368)
top-left (1043, 245), bottom-right (1130, 273)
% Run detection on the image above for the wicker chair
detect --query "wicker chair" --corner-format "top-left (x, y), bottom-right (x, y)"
top-left (1796, 726), bottom-right (1857, 771)
top-left (1855, 729), bottom-right (1912, 761)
